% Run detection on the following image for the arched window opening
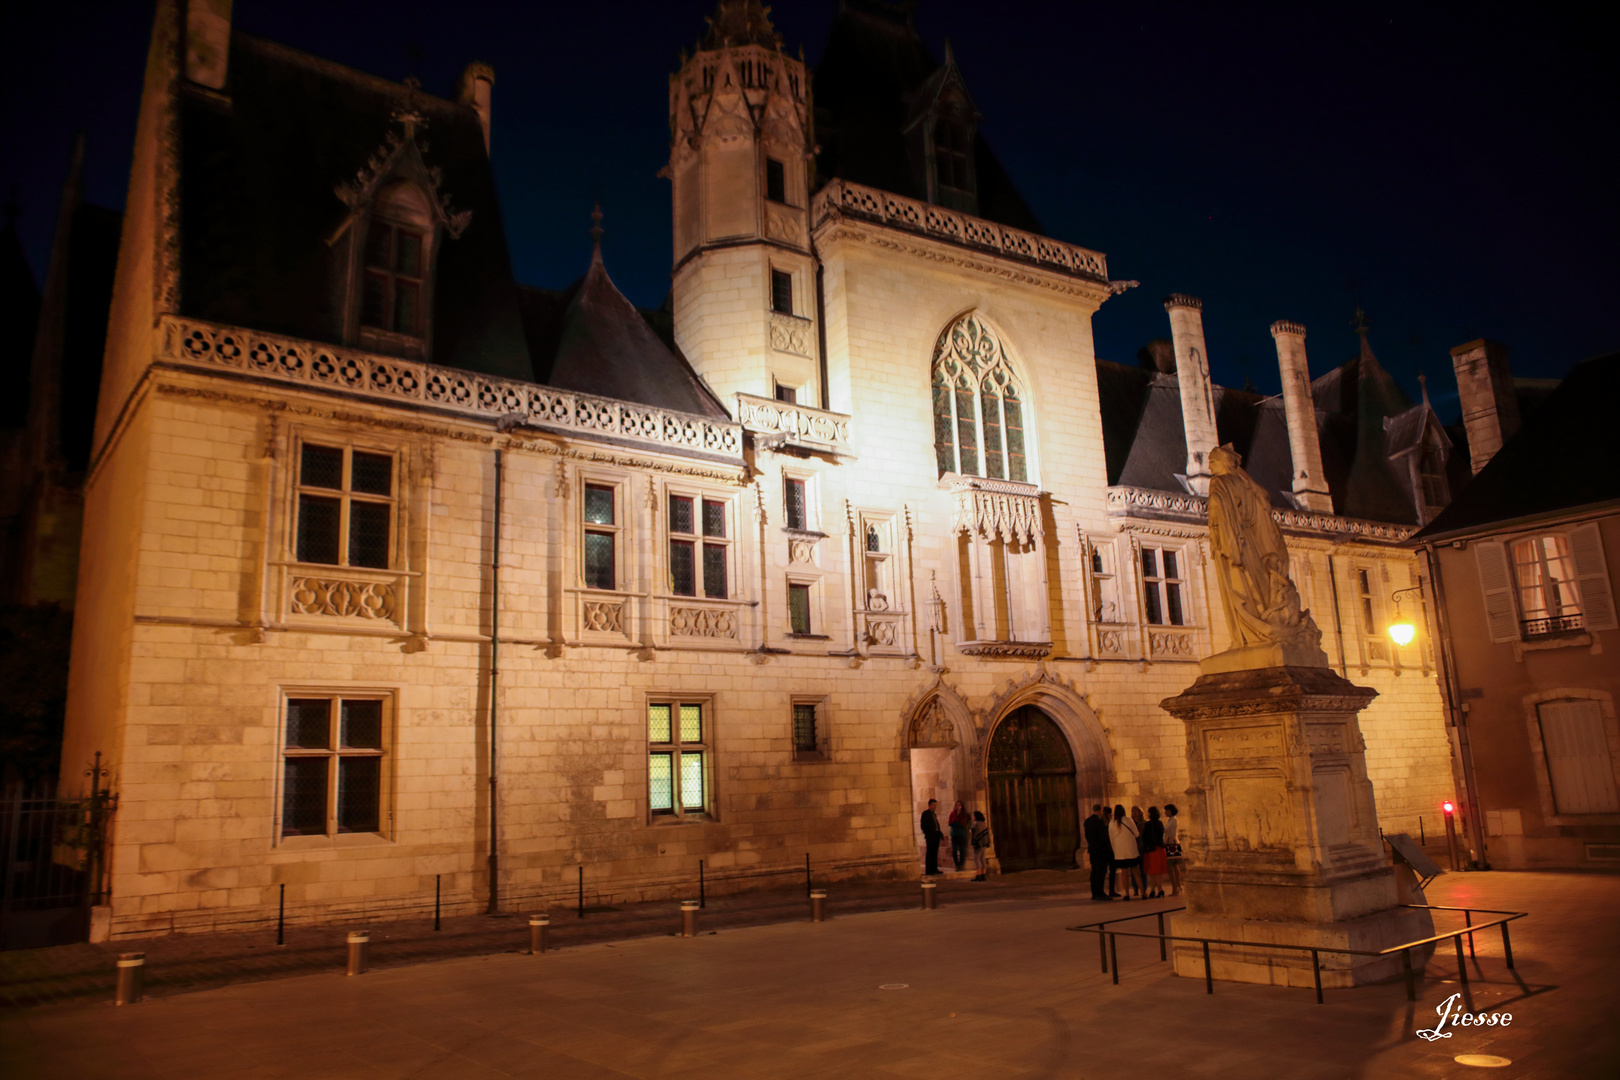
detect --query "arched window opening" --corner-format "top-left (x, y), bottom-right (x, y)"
top-left (930, 315), bottom-right (1030, 483)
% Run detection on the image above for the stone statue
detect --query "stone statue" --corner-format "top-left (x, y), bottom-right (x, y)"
top-left (1205, 444), bottom-right (1327, 669)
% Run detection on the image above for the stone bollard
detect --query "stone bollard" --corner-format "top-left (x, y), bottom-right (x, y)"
top-left (810, 889), bottom-right (827, 923)
top-left (921, 881), bottom-right (938, 910)
top-left (114, 953), bottom-right (145, 1005)
top-left (529, 914), bottom-right (549, 955)
top-left (346, 931), bottom-right (370, 976)
top-left (681, 900), bottom-right (700, 937)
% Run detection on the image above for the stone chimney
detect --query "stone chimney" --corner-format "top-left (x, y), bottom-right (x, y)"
top-left (1164, 294), bottom-right (1218, 495)
top-left (1449, 339), bottom-right (1518, 474)
top-left (184, 0), bottom-right (233, 91)
top-left (458, 62), bottom-right (496, 154)
top-left (1270, 320), bottom-right (1332, 513)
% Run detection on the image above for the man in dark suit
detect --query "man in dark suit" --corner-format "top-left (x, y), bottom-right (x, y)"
top-left (920, 799), bottom-right (943, 876)
top-left (1083, 804), bottom-right (1113, 900)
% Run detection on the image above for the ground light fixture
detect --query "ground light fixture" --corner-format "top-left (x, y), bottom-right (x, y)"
top-left (1387, 585), bottom-right (1423, 646)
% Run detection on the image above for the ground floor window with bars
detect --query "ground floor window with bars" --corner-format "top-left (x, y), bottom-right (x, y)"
top-left (791, 698), bottom-right (826, 760)
top-left (281, 695), bottom-right (387, 838)
top-left (649, 700), bottom-right (709, 819)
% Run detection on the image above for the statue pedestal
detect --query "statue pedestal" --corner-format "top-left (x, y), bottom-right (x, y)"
top-left (1161, 664), bottom-right (1431, 988)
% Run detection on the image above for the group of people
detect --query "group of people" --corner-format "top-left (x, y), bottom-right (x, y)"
top-left (919, 799), bottom-right (992, 880)
top-left (1083, 803), bottom-right (1181, 901)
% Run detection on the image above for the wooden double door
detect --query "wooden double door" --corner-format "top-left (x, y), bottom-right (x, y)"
top-left (986, 706), bottom-right (1080, 871)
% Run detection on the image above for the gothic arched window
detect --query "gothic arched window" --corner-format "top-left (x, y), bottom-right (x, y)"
top-left (930, 315), bottom-right (1029, 483)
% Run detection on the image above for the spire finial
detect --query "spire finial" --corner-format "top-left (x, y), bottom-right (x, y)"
top-left (1418, 373), bottom-right (1431, 408)
top-left (1351, 306), bottom-right (1370, 336)
top-left (944, 37), bottom-right (956, 66)
top-left (589, 202), bottom-right (604, 264)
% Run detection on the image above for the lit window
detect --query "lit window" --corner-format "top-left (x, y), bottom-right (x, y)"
top-left (788, 583), bottom-right (812, 635)
top-left (1141, 547), bottom-right (1185, 626)
top-left (766, 158), bottom-right (787, 204)
top-left (282, 696), bottom-right (386, 838)
top-left (771, 269), bottom-right (794, 316)
top-left (784, 476), bottom-right (808, 531)
top-left (648, 701), bottom-right (708, 818)
top-left (930, 314), bottom-right (1028, 482)
top-left (295, 442), bottom-right (394, 569)
top-left (583, 483), bottom-right (618, 590)
top-left (1513, 535), bottom-right (1583, 636)
top-left (669, 494), bottom-right (729, 599)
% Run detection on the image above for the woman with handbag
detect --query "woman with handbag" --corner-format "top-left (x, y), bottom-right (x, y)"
top-left (1141, 806), bottom-right (1169, 898)
top-left (1107, 805), bottom-right (1144, 900)
top-left (969, 811), bottom-right (991, 881)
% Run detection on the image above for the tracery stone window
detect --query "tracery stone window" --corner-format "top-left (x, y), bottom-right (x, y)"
top-left (931, 315), bottom-right (1029, 483)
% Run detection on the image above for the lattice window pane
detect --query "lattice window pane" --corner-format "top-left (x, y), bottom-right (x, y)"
top-left (648, 703), bottom-right (672, 743)
top-left (680, 704), bottom-right (702, 743)
top-left (362, 272), bottom-right (388, 329)
top-left (981, 386), bottom-right (1005, 479)
top-left (337, 757), bottom-right (381, 832)
top-left (866, 524), bottom-right (881, 553)
top-left (350, 451), bottom-right (393, 496)
top-left (286, 698), bottom-right (332, 749)
top-left (702, 500), bottom-right (726, 538)
top-left (669, 495), bottom-right (694, 535)
top-left (792, 703), bottom-right (818, 752)
top-left (584, 532), bottom-right (615, 590)
top-left (282, 758), bottom-right (329, 836)
top-left (1144, 581), bottom-right (1163, 625)
top-left (1163, 550), bottom-right (1179, 580)
top-left (670, 540), bottom-right (695, 596)
top-left (954, 377), bottom-right (978, 477)
top-left (1003, 391), bottom-right (1027, 483)
top-left (341, 699), bottom-right (383, 749)
top-left (348, 501), bottom-right (391, 569)
top-left (766, 158), bottom-right (786, 203)
top-left (301, 444), bottom-right (344, 490)
top-left (771, 270), bottom-right (794, 315)
top-left (784, 478), bottom-right (806, 530)
top-left (649, 752), bottom-right (674, 812)
top-left (297, 495), bottom-right (341, 565)
top-left (395, 230), bottom-right (422, 276)
top-left (394, 280), bottom-right (420, 335)
top-left (364, 224), bottom-right (392, 268)
top-left (1166, 583), bottom-right (1184, 626)
top-left (932, 374), bottom-right (956, 475)
top-left (584, 485), bottom-right (615, 525)
top-left (789, 583), bottom-right (811, 635)
top-left (680, 752), bottom-right (705, 810)
top-left (1141, 548), bottom-right (1158, 579)
top-left (703, 543), bottom-right (727, 599)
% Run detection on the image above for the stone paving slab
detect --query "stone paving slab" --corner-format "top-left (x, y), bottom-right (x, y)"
top-left (1, 871), bottom-right (1616, 1079)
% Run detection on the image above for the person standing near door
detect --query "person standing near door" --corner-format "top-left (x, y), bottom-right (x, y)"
top-left (948, 801), bottom-right (971, 872)
top-left (920, 799), bottom-right (943, 876)
top-left (1083, 804), bottom-right (1113, 900)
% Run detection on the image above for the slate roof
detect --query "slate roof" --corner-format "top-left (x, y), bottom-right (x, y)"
top-left (812, 0), bottom-right (1044, 232)
top-left (1096, 322), bottom-right (1457, 526)
top-left (179, 33), bottom-right (530, 381)
top-left (1412, 352), bottom-right (1620, 540)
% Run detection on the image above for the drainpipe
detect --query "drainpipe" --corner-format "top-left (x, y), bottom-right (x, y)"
top-left (1325, 553), bottom-right (1348, 676)
top-left (1420, 543), bottom-right (1489, 869)
top-left (487, 449), bottom-right (503, 912)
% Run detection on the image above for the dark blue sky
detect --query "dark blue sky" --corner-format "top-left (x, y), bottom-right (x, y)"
top-left (4, 2), bottom-right (1615, 420)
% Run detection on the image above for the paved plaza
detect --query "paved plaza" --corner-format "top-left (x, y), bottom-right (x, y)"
top-left (2, 870), bottom-right (1615, 1079)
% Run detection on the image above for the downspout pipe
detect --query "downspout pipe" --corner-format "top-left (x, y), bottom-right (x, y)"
top-left (1326, 553), bottom-right (1348, 676)
top-left (487, 449), bottom-right (503, 912)
top-left (1420, 542), bottom-right (1489, 869)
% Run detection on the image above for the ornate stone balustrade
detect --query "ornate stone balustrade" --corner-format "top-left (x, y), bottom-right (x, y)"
top-left (734, 393), bottom-right (852, 454)
top-left (812, 179), bottom-right (1109, 283)
top-left (945, 474), bottom-right (1043, 544)
top-left (159, 316), bottom-right (744, 459)
top-left (1105, 485), bottom-right (1417, 543)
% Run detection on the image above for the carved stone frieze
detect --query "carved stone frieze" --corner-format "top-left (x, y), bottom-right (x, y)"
top-left (289, 577), bottom-right (396, 620)
top-left (582, 599), bottom-right (625, 634)
top-left (866, 617), bottom-right (899, 647)
top-left (957, 640), bottom-right (1053, 659)
top-left (1149, 629), bottom-right (1197, 658)
top-left (909, 697), bottom-right (958, 748)
top-left (669, 605), bottom-right (739, 639)
top-left (1105, 484), bottom-right (1417, 544)
top-left (768, 311), bottom-right (813, 357)
top-left (1096, 627), bottom-right (1126, 655)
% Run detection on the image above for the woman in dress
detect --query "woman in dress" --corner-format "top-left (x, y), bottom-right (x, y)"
top-left (1141, 806), bottom-right (1168, 898)
top-left (948, 801), bottom-right (971, 872)
top-left (1108, 804), bottom-right (1144, 900)
top-left (969, 810), bottom-right (991, 881)
top-left (1163, 803), bottom-right (1183, 895)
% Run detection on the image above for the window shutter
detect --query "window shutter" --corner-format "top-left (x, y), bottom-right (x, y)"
top-left (1538, 699), bottom-right (1620, 814)
top-left (1473, 541), bottom-right (1519, 643)
top-left (1568, 522), bottom-right (1617, 632)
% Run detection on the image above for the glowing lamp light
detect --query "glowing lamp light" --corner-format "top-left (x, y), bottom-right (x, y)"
top-left (1388, 619), bottom-right (1417, 647)
top-left (1442, 801), bottom-right (1455, 815)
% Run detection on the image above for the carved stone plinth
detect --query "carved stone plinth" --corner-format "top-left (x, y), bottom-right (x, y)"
top-left (1161, 665), bottom-right (1431, 988)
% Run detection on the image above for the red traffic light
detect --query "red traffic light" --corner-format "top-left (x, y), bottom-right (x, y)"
top-left (1442, 801), bottom-right (1455, 814)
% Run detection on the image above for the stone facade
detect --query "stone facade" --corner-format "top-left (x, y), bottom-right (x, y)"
top-left (60, 1), bottom-right (1459, 939)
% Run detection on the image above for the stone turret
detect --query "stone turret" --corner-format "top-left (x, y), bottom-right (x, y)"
top-left (1449, 338), bottom-right (1518, 475)
top-left (1270, 320), bottom-right (1332, 513)
top-left (1165, 294), bottom-right (1218, 495)
top-left (664, 0), bottom-right (818, 405)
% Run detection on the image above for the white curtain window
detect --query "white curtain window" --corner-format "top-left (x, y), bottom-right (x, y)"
top-left (1512, 535), bottom-right (1581, 627)
top-left (1537, 699), bottom-right (1620, 814)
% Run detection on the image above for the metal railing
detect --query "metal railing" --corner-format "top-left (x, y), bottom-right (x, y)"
top-left (1066, 903), bottom-right (1527, 1005)
top-left (1522, 613), bottom-right (1584, 638)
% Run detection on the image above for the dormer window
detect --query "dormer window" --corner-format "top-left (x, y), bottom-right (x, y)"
top-left (355, 182), bottom-right (434, 357)
top-left (932, 118), bottom-right (975, 214)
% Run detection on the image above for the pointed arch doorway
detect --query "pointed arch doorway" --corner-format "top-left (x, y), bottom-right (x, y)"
top-left (987, 705), bottom-right (1080, 871)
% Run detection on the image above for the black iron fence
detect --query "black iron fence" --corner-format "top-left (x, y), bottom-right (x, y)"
top-left (0, 769), bottom-right (117, 950)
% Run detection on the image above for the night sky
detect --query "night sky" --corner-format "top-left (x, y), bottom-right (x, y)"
top-left (4, 1), bottom-right (1615, 419)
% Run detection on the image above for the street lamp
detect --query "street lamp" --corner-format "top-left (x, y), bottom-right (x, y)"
top-left (1387, 586), bottom-right (1422, 647)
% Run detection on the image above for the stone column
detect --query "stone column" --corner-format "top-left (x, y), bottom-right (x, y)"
top-left (1165, 295), bottom-right (1218, 495)
top-left (1270, 321), bottom-right (1332, 513)
top-left (1161, 666), bottom-right (1432, 988)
